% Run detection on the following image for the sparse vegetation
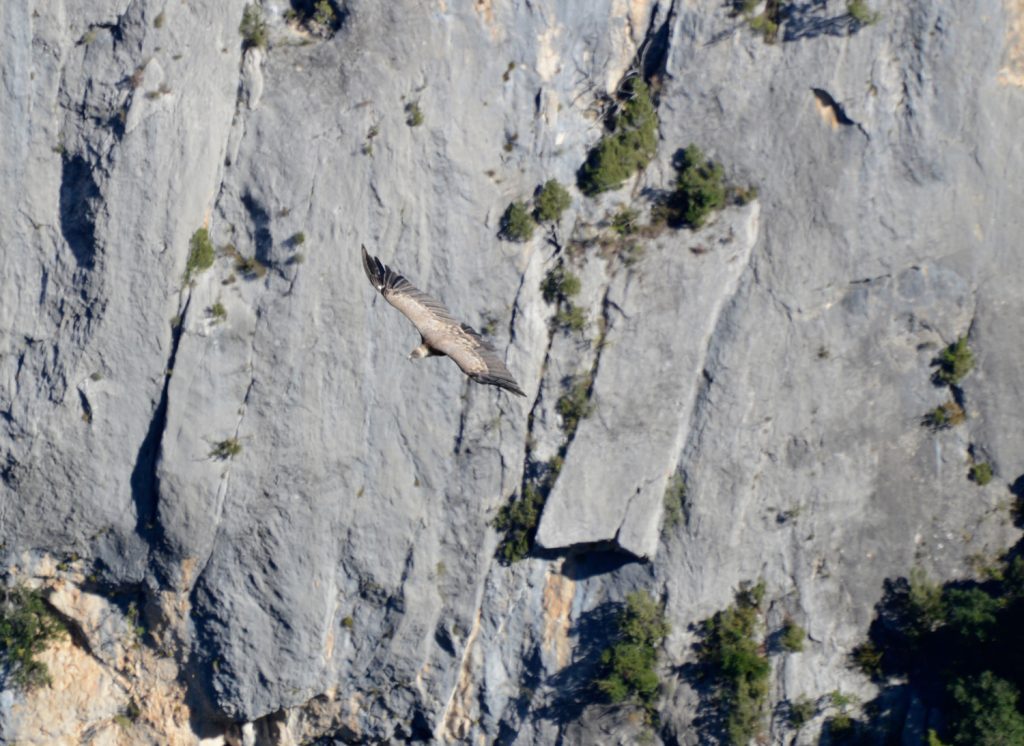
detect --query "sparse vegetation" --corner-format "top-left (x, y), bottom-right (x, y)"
top-left (541, 265), bottom-right (581, 304)
top-left (851, 640), bottom-right (883, 679)
top-left (553, 304), bottom-right (587, 334)
top-left (184, 228), bottom-right (215, 282)
top-left (534, 180), bottom-right (572, 222)
top-left (341, 615), bottom-right (354, 629)
top-left (698, 580), bottom-right (770, 745)
top-left (154, 11), bottom-right (166, 29)
top-left (847, 0), bottom-right (880, 25)
top-left (239, 4), bottom-right (268, 50)
top-left (234, 253), bottom-right (268, 279)
top-left (0, 586), bottom-right (66, 690)
top-left (285, 0), bottom-right (342, 35)
top-left (675, 144), bottom-right (727, 228)
top-left (493, 481), bottom-right (545, 564)
top-left (748, 12), bottom-right (779, 42)
top-left (210, 438), bottom-right (242, 460)
top-left (730, 185), bottom-right (759, 205)
top-left (619, 241), bottom-right (645, 267)
top-left (113, 699), bottom-right (140, 729)
top-left (663, 474), bottom-right (686, 531)
top-left (738, 0), bottom-right (782, 42)
top-left (556, 375), bottom-right (594, 439)
top-left (500, 201), bottom-right (535, 242)
top-left (780, 618), bottom-right (805, 653)
top-left (789, 696), bottom-right (816, 728)
top-left (290, 231), bottom-right (305, 246)
top-left (578, 77), bottom-right (659, 195)
top-left (925, 400), bottom-right (966, 430)
top-left (935, 336), bottom-right (975, 385)
top-left (826, 690), bottom-right (858, 736)
top-left (610, 206), bottom-right (640, 236)
top-left (970, 462), bottom-right (993, 486)
top-left (313, 0), bottom-right (336, 27)
top-left (363, 124), bottom-right (379, 155)
top-left (405, 101), bottom-right (424, 127)
top-left (596, 591), bottom-right (670, 712)
top-left (208, 302), bottom-right (227, 323)
top-left (126, 602), bottom-right (145, 641)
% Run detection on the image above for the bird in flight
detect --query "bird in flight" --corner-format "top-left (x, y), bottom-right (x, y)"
top-left (361, 246), bottom-right (526, 396)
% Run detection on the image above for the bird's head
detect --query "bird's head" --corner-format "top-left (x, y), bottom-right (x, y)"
top-left (409, 343), bottom-right (431, 361)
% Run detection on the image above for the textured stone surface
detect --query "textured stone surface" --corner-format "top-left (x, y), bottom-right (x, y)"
top-left (536, 204), bottom-right (760, 558)
top-left (2, 0), bottom-right (1023, 743)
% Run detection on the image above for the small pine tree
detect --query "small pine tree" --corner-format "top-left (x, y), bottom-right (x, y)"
top-left (500, 201), bottom-right (535, 242)
top-left (534, 180), bottom-right (571, 222)
top-left (676, 144), bottom-right (726, 228)
top-left (239, 4), bottom-right (268, 50)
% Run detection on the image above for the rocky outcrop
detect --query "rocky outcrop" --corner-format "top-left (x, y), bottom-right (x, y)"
top-left (2, 0), bottom-right (1023, 743)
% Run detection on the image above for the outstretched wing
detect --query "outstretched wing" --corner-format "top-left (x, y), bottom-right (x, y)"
top-left (433, 323), bottom-right (527, 397)
top-left (361, 246), bottom-right (526, 396)
top-left (362, 245), bottom-right (461, 338)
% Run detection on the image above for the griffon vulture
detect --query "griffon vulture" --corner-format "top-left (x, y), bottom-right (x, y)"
top-left (361, 246), bottom-right (526, 396)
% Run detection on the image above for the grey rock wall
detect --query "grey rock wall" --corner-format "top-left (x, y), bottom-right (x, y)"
top-left (2, 0), bottom-right (1023, 743)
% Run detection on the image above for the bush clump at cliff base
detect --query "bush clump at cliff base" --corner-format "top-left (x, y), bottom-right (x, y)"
top-left (0, 586), bottom-right (66, 690)
top-left (844, 557), bottom-right (1024, 744)
top-left (578, 78), bottom-right (659, 196)
top-left (493, 458), bottom-right (562, 564)
top-left (596, 591), bottom-right (670, 711)
top-left (698, 580), bottom-right (770, 745)
top-left (493, 482), bottom-right (544, 563)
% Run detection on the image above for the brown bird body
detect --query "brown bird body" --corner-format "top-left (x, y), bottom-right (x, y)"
top-left (361, 246), bottom-right (526, 396)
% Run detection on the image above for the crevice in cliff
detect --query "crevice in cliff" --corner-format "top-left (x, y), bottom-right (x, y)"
top-left (130, 296), bottom-right (191, 580)
top-left (59, 154), bottom-right (101, 271)
top-left (640, 1), bottom-right (677, 83)
top-left (668, 221), bottom-right (761, 549)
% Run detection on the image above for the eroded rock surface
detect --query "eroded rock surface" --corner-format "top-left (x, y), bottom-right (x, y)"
top-left (2, 0), bottom-right (1023, 743)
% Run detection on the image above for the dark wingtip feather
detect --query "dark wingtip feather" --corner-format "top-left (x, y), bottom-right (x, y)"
top-left (361, 245), bottom-right (385, 290)
top-left (473, 374), bottom-right (527, 397)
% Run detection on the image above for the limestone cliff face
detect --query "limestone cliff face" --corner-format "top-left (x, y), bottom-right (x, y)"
top-left (2, 0), bottom-right (1023, 743)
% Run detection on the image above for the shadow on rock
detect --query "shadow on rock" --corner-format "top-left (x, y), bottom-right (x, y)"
top-left (533, 601), bottom-right (622, 726)
top-left (782, 1), bottom-right (855, 42)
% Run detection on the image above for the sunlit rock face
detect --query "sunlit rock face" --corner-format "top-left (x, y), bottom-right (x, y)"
top-left (2, 0), bottom-right (1022, 743)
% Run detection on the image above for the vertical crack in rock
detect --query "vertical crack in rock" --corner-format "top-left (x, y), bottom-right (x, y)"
top-left (538, 203), bottom-right (761, 558)
top-left (131, 295), bottom-right (191, 569)
top-left (640, 1), bottom-right (678, 82)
